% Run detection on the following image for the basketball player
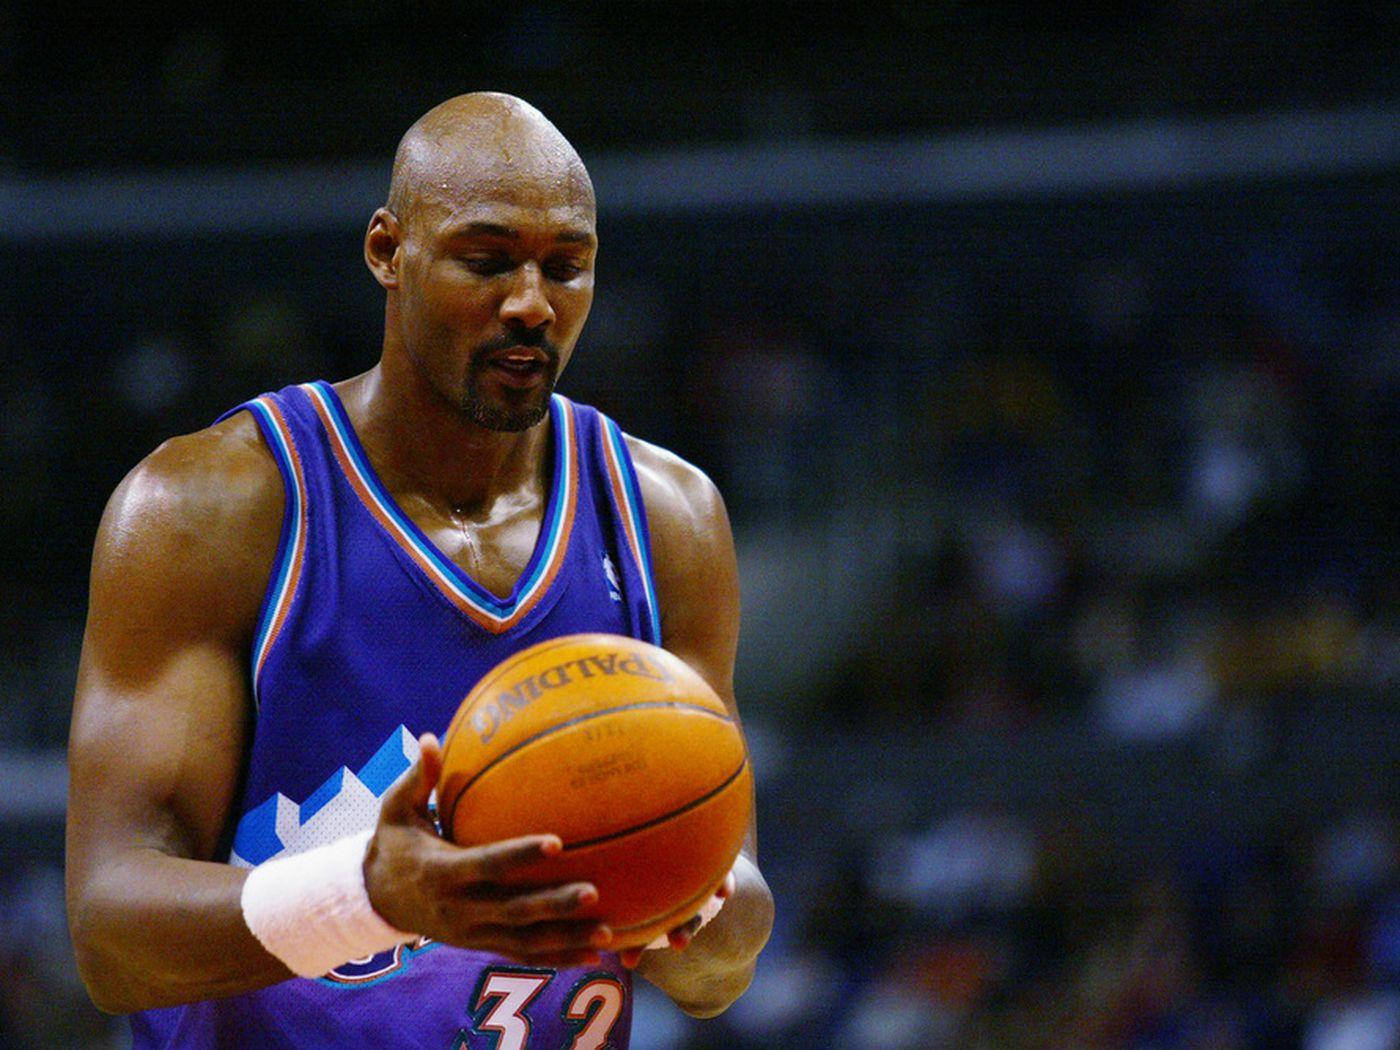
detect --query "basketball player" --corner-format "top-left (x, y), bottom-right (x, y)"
top-left (65, 93), bottom-right (773, 1048)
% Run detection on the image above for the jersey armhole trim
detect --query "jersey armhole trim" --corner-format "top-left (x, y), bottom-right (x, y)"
top-left (599, 415), bottom-right (663, 646)
top-left (225, 397), bottom-right (310, 708)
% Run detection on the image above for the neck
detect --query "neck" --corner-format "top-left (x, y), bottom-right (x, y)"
top-left (339, 360), bottom-right (550, 517)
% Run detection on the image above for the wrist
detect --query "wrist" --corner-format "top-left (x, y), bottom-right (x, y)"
top-left (240, 830), bottom-right (418, 978)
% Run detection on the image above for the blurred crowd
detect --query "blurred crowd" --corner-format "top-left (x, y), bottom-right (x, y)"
top-left (704, 806), bottom-right (1400, 1049)
top-left (828, 249), bottom-right (1396, 739)
top-left (674, 192), bottom-right (1395, 1048)
top-left (2, 161), bottom-right (1396, 1046)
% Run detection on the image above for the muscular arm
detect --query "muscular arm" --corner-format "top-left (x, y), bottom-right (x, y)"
top-left (65, 415), bottom-right (293, 1012)
top-left (626, 437), bottom-right (775, 1017)
top-left (67, 414), bottom-right (609, 1015)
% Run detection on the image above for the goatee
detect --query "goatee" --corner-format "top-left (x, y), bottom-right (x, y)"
top-left (460, 376), bottom-right (556, 431)
top-left (461, 330), bottom-right (561, 431)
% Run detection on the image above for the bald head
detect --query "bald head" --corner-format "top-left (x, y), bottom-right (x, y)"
top-left (386, 93), bottom-right (594, 231)
top-left (365, 93), bottom-right (598, 431)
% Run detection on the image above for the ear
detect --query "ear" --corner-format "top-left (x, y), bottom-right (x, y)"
top-left (364, 208), bottom-right (403, 290)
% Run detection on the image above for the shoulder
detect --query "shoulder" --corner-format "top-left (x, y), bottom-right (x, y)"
top-left (91, 410), bottom-right (285, 640)
top-left (620, 435), bottom-right (740, 696)
top-left (622, 433), bottom-right (729, 544)
top-left (103, 410), bottom-right (282, 549)
top-left (622, 432), bottom-right (737, 613)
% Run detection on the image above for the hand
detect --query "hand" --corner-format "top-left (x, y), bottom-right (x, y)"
top-left (363, 733), bottom-right (613, 970)
top-left (617, 868), bottom-right (737, 969)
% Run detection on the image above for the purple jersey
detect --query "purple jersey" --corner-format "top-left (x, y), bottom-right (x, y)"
top-left (131, 381), bottom-right (661, 1049)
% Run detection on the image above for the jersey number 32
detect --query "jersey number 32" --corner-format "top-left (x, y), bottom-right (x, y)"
top-left (455, 968), bottom-right (626, 1050)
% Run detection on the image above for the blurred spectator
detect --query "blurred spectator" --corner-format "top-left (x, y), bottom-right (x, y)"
top-left (871, 809), bottom-right (1036, 922)
top-left (689, 319), bottom-right (832, 526)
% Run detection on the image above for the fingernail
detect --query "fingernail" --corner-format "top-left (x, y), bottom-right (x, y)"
top-left (591, 926), bottom-right (614, 948)
top-left (577, 885), bottom-right (599, 906)
top-left (540, 836), bottom-right (563, 855)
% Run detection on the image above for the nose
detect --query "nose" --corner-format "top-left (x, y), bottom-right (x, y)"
top-left (499, 262), bottom-right (555, 330)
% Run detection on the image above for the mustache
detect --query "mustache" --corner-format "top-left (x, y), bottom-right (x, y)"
top-left (473, 328), bottom-right (561, 360)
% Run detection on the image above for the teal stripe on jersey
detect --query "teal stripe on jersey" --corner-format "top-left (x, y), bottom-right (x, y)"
top-left (603, 418), bottom-right (662, 645)
top-left (302, 382), bottom-right (578, 629)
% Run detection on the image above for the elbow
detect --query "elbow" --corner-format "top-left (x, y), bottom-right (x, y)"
top-left (639, 859), bottom-right (776, 1018)
top-left (72, 935), bottom-right (168, 1016)
top-left (68, 862), bottom-right (118, 1012)
top-left (70, 917), bottom-right (132, 1014)
top-left (673, 958), bottom-right (758, 1018)
top-left (680, 881), bottom-right (776, 1018)
top-left (68, 889), bottom-right (153, 1015)
top-left (82, 977), bottom-right (136, 1017)
top-left (718, 866), bottom-right (776, 974)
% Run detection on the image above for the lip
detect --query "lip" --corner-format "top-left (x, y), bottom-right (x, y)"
top-left (483, 347), bottom-right (550, 389)
top-left (488, 345), bottom-right (549, 367)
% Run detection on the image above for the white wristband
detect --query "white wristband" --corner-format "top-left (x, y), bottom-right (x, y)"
top-left (240, 829), bottom-right (417, 978)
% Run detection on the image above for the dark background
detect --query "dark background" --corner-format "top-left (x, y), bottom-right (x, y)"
top-left (2, 4), bottom-right (1397, 1047)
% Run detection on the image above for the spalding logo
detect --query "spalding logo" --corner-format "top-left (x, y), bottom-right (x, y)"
top-left (471, 649), bottom-right (676, 746)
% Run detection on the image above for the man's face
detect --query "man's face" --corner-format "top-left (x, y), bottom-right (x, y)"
top-left (393, 172), bottom-right (596, 431)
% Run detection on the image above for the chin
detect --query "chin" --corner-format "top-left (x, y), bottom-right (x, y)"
top-left (461, 388), bottom-right (553, 432)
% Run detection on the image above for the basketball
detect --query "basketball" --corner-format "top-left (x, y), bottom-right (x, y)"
top-left (438, 633), bottom-right (752, 949)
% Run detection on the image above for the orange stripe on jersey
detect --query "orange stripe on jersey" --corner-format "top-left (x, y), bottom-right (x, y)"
top-left (248, 397), bottom-right (309, 696)
top-left (303, 382), bottom-right (579, 634)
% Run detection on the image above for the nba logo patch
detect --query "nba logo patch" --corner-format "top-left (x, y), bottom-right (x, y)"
top-left (602, 554), bottom-right (623, 602)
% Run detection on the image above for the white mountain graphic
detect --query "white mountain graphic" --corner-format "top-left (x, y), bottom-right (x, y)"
top-left (231, 726), bottom-right (420, 868)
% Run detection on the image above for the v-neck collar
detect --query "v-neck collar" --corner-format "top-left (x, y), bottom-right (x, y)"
top-left (302, 380), bottom-right (579, 634)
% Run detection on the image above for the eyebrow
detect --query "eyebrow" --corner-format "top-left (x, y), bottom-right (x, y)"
top-left (443, 221), bottom-right (595, 245)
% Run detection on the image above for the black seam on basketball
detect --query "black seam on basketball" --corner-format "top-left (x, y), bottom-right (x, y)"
top-left (440, 701), bottom-right (737, 831)
top-left (441, 635), bottom-right (593, 755)
top-left (441, 637), bottom-right (700, 754)
top-left (560, 754), bottom-right (748, 852)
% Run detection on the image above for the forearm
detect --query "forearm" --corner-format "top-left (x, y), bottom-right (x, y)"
top-left (70, 847), bottom-right (292, 1014)
top-left (636, 854), bottom-right (774, 1018)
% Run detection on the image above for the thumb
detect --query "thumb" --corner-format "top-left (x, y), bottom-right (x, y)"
top-left (381, 733), bottom-right (443, 826)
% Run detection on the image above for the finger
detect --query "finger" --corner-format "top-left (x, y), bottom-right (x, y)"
top-left (659, 883), bottom-right (729, 951)
top-left (520, 950), bottom-right (606, 970)
top-left (466, 834), bottom-right (564, 882)
top-left (378, 734), bottom-right (441, 826)
top-left (414, 733), bottom-right (443, 812)
top-left (488, 882), bottom-right (599, 925)
top-left (667, 918), bottom-right (701, 951)
top-left (470, 920), bottom-right (613, 959)
top-left (619, 947), bottom-right (644, 969)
